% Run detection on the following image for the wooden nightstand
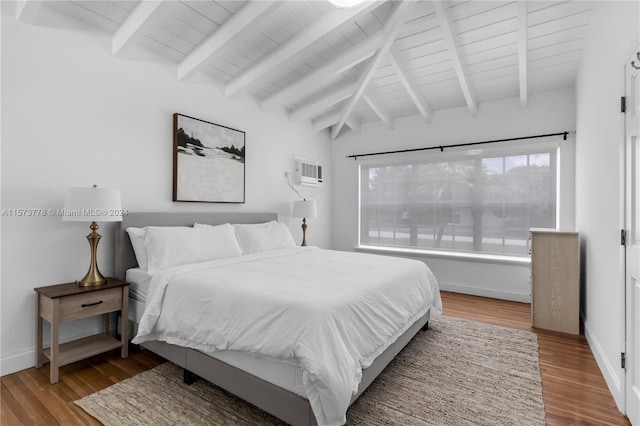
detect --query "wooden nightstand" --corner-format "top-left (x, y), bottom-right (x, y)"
top-left (34, 278), bottom-right (129, 384)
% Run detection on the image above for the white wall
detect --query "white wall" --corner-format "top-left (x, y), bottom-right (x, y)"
top-left (331, 87), bottom-right (576, 302)
top-left (574, 1), bottom-right (639, 412)
top-left (0, 11), bottom-right (331, 375)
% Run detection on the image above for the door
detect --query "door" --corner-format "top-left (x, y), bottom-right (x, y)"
top-left (625, 45), bottom-right (640, 426)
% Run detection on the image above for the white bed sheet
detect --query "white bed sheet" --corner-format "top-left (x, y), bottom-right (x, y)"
top-left (133, 247), bottom-right (441, 426)
top-left (126, 268), bottom-right (152, 302)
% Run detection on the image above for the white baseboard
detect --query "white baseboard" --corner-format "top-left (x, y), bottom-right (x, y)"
top-left (582, 314), bottom-right (626, 413)
top-left (0, 347), bottom-right (38, 377)
top-left (439, 281), bottom-right (531, 303)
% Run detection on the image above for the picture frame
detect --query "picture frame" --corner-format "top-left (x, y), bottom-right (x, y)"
top-left (173, 113), bottom-right (246, 203)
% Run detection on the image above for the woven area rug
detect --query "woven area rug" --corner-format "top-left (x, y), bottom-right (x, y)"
top-left (75, 316), bottom-right (546, 425)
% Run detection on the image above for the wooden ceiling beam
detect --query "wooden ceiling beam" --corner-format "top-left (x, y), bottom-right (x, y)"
top-left (363, 89), bottom-right (394, 129)
top-left (112, 1), bottom-right (164, 56)
top-left (225, 1), bottom-right (379, 98)
top-left (331, 1), bottom-right (415, 140)
top-left (178, 1), bottom-right (283, 81)
top-left (388, 47), bottom-right (432, 122)
top-left (517, 1), bottom-right (528, 108)
top-left (261, 32), bottom-right (383, 111)
top-left (432, 1), bottom-right (478, 116)
top-left (289, 82), bottom-right (358, 122)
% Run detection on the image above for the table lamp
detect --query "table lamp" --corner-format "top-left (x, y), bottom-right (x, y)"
top-left (63, 185), bottom-right (122, 286)
top-left (292, 199), bottom-right (317, 246)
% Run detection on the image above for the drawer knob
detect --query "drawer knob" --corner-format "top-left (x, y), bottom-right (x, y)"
top-left (81, 300), bottom-right (103, 308)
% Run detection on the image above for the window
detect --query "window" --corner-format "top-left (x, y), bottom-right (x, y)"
top-left (359, 144), bottom-right (558, 257)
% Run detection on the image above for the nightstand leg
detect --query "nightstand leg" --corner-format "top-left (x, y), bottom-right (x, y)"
top-left (50, 299), bottom-right (60, 384)
top-left (35, 295), bottom-right (44, 368)
top-left (121, 287), bottom-right (128, 358)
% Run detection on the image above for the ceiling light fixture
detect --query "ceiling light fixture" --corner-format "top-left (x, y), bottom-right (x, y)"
top-left (328, 0), bottom-right (368, 8)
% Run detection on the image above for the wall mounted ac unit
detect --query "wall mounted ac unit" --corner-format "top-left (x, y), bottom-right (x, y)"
top-left (295, 159), bottom-right (323, 187)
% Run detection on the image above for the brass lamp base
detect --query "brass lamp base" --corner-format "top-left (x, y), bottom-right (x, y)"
top-left (300, 218), bottom-right (308, 247)
top-left (78, 222), bottom-right (107, 287)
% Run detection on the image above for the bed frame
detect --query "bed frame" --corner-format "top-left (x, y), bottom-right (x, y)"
top-left (115, 212), bottom-right (430, 426)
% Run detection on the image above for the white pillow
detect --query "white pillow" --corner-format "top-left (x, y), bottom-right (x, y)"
top-left (233, 221), bottom-right (297, 254)
top-left (144, 223), bottom-right (242, 273)
top-left (125, 227), bottom-right (149, 271)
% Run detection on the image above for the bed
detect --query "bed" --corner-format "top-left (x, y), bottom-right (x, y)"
top-left (115, 212), bottom-right (441, 426)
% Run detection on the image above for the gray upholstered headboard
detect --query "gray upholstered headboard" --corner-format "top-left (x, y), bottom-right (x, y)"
top-left (114, 212), bottom-right (278, 280)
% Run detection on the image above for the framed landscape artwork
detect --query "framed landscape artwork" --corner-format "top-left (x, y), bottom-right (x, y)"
top-left (173, 113), bottom-right (245, 203)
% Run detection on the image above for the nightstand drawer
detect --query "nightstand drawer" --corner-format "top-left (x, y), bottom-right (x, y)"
top-left (40, 287), bottom-right (123, 323)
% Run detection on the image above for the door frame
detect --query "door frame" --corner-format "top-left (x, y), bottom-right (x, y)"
top-left (624, 43), bottom-right (640, 425)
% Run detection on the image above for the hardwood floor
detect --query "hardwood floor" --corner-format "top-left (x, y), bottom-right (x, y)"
top-left (441, 291), bottom-right (630, 426)
top-left (0, 292), bottom-right (630, 425)
top-left (0, 348), bottom-right (164, 425)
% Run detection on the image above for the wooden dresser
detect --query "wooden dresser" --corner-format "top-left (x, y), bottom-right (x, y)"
top-left (530, 229), bottom-right (580, 335)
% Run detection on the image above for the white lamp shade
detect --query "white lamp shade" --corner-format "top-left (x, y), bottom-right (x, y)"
top-left (293, 199), bottom-right (318, 219)
top-left (63, 186), bottom-right (123, 222)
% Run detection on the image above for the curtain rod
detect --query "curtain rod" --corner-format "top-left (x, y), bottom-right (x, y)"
top-left (346, 131), bottom-right (574, 160)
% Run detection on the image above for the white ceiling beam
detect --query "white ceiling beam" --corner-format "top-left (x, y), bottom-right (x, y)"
top-left (432, 1), bottom-right (478, 116)
top-left (112, 1), bottom-right (163, 56)
top-left (289, 82), bottom-right (358, 122)
top-left (312, 112), bottom-right (361, 134)
top-left (178, 1), bottom-right (283, 81)
top-left (331, 1), bottom-right (415, 140)
top-left (225, 1), bottom-right (379, 98)
top-left (517, 1), bottom-right (528, 108)
top-left (363, 89), bottom-right (394, 129)
top-left (346, 117), bottom-right (361, 133)
top-left (312, 111), bottom-right (341, 132)
top-left (388, 48), bottom-right (432, 123)
top-left (262, 32), bottom-right (382, 111)
top-left (330, 123), bottom-right (346, 138)
top-left (312, 111), bottom-right (361, 134)
top-left (16, 0), bottom-right (41, 21)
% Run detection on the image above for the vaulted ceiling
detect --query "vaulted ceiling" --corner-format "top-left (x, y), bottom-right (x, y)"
top-left (14, 0), bottom-right (593, 139)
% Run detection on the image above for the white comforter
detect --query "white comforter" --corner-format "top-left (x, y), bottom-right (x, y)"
top-left (133, 247), bottom-right (441, 426)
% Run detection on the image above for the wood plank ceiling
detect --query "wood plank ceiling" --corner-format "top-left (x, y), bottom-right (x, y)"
top-left (18, 0), bottom-right (593, 139)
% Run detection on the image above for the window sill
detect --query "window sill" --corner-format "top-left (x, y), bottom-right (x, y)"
top-left (355, 245), bottom-right (531, 266)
